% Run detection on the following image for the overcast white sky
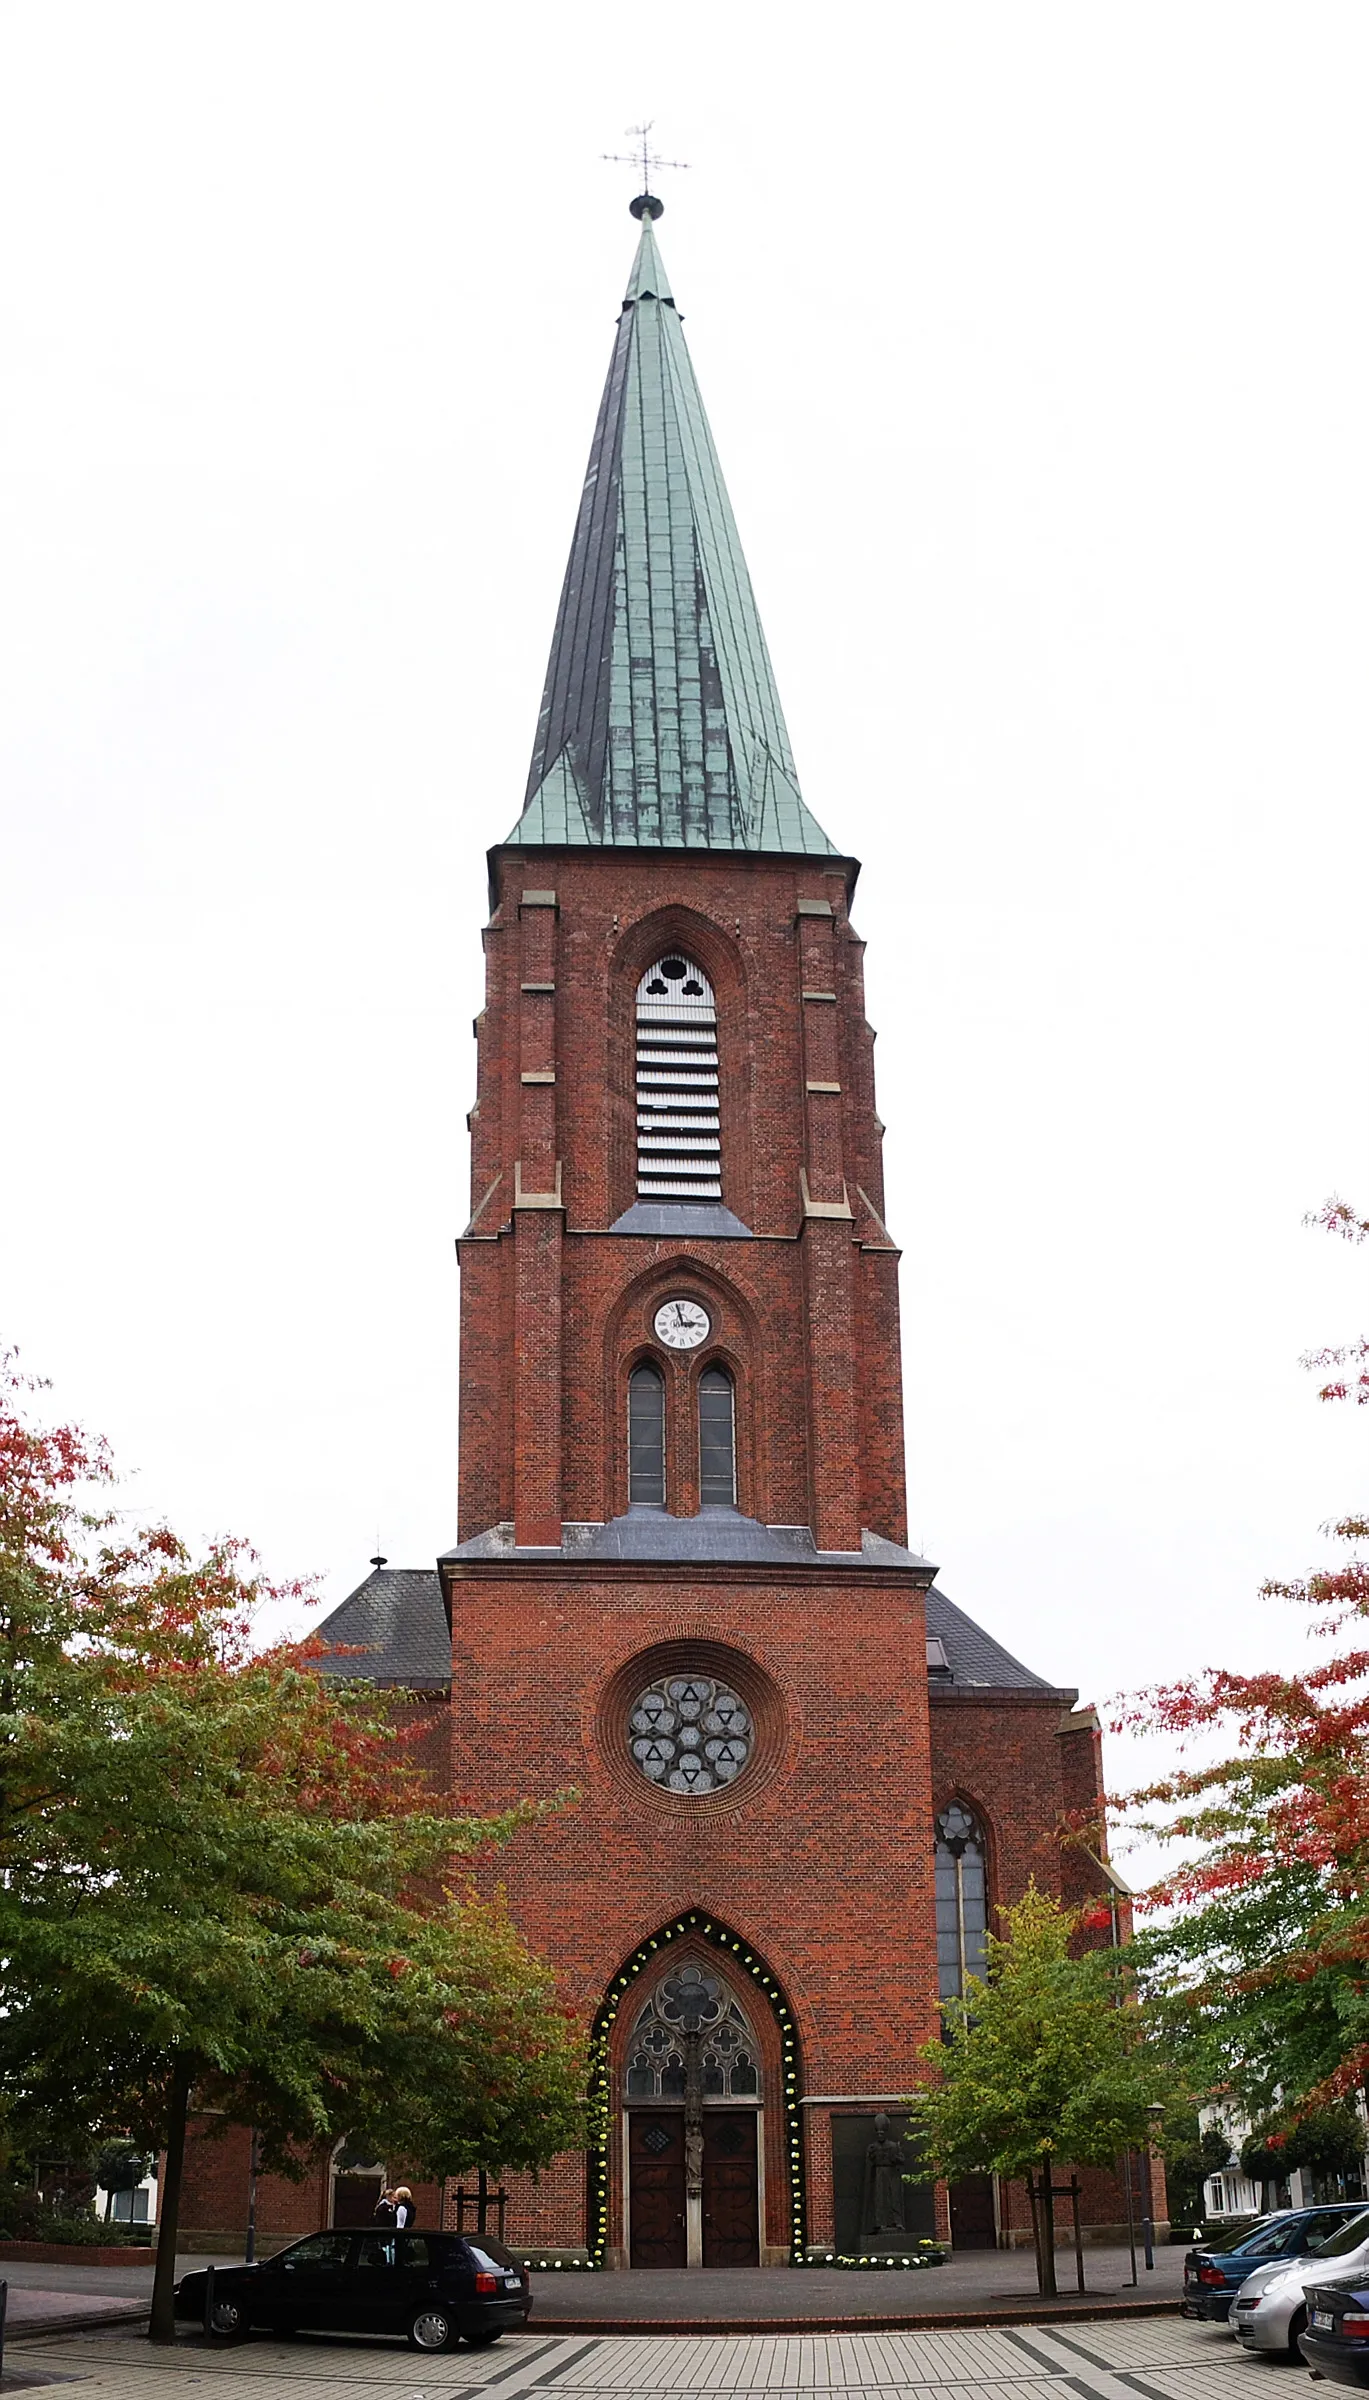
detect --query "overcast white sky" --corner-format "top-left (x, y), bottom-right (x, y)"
top-left (2, 2), bottom-right (1365, 1862)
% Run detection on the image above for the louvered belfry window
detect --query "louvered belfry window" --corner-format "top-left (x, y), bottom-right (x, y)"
top-left (635, 956), bottom-right (721, 1200)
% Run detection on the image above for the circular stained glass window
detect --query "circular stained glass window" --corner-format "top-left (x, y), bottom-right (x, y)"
top-left (628, 1673), bottom-right (753, 1794)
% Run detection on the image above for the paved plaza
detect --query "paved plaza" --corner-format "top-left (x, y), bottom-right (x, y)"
top-left (5, 2311), bottom-right (1290, 2400)
top-left (0, 2247), bottom-right (1186, 2338)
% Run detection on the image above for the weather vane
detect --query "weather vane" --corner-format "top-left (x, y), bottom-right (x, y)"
top-left (602, 122), bottom-right (690, 217)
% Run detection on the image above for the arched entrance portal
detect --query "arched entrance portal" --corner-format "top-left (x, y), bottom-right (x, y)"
top-left (589, 1914), bottom-right (804, 2269)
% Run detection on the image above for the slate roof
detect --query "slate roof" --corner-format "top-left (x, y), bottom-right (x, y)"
top-left (506, 205), bottom-right (836, 859)
top-left (309, 1568), bottom-right (451, 1691)
top-left (924, 1583), bottom-right (1057, 1692)
top-left (308, 1556), bottom-right (1060, 1700)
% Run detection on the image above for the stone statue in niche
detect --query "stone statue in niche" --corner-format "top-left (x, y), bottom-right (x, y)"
top-left (860, 2112), bottom-right (910, 2242)
top-left (684, 2125), bottom-right (704, 2194)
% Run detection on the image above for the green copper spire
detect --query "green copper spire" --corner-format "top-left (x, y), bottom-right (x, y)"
top-left (507, 203), bottom-right (835, 855)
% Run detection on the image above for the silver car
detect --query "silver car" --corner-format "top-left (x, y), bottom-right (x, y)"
top-left (1232, 2208), bottom-right (1369, 2354)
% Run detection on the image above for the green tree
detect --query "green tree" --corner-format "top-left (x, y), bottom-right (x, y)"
top-left (0, 1355), bottom-right (584, 2340)
top-left (1117, 1200), bottom-right (1369, 2127)
top-left (908, 1887), bottom-right (1174, 2294)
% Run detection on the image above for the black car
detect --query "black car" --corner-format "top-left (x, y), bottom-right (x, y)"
top-left (1299, 2276), bottom-right (1369, 2384)
top-left (1182, 2207), bottom-right (1369, 2321)
top-left (174, 2227), bottom-right (532, 2351)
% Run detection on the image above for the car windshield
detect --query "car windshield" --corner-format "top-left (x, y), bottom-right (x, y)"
top-left (1308, 2213), bottom-right (1369, 2259)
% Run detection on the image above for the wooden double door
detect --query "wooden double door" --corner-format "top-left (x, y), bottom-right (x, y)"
top-left (628, 2110), bottom-right (760, 2268)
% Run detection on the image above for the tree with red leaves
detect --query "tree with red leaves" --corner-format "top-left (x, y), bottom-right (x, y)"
top-left (1115, 1201), bottom-right (1369, 2146)
top-left (0, 1356), bottom-right (583, 2341)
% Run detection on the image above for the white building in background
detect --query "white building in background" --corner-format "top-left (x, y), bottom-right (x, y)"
top-left (93, 2166), bottom-right (157, 2227)
top-left (1199, 2101), bottom-right (1369, 2221)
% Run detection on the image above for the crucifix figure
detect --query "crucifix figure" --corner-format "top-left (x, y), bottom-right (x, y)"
top-left (657, 1963), bottom-right (717, 2256)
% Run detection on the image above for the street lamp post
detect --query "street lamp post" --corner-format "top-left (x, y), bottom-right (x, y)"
top-left (1142, 2103), bottom-right (1165, 2272)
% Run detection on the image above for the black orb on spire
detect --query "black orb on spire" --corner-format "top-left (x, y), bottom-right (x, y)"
top-left (630, 192), bottom-right (664, 221)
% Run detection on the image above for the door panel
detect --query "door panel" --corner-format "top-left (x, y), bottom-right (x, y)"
top-left (332, 2175), bottom-right (383, 2227)
top-left (628, 2113), bottom-right (687, 2268)
top-left (347, 2230), bottom-right (412, 2334)
top-left (949, 2175), bottom-right (997, 2249)
top-left (275, 2232), bottom-right (355, 2327)
top-left (702, 2112), bottom-right (759, 2267)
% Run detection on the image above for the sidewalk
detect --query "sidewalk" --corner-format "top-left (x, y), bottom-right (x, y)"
top-left (0, 2257), bottom-right (239, 2344)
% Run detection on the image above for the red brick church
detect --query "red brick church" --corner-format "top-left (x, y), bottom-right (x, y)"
top-left (182, 196), bottom-right (1161, 2265)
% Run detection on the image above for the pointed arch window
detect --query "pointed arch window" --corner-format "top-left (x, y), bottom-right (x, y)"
top-left (623, 1966), bottom-right (762, 2101)
top-left (935, 1802), bottom-right (988, 2001)
top-left (698, 1368), bottom-right (736, 1508)
top-left (628, 1363), bottom-right (666, 1507)
top-left (635, 956), bottom-right (721, 1201)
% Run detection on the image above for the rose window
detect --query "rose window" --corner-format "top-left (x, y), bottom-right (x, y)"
top-left (628, 1674), bottom-right (753, 1794)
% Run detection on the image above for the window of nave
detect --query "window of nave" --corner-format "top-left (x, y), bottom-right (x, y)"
top-left (935, 1801), bottom-right (989, 2000)
top-left (635, 956), bottom-right (721, 1201)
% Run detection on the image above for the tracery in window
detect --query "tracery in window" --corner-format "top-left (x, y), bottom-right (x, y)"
top-left (935, 1801), bottom-right (988, 2000)
top-left (698, 1367), bottom-right (736, 1507)
top-left (628, 1363), bottom-right (666, 1506)
top-left (628, 1673), bottom-right (752, 1793)
top-left (635, 956), bottom-right (721, 1200)
top-left (623, 1966), bottom-right (762, 2100)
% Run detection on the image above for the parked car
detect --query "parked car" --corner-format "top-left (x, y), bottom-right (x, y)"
top-left (1182, 2207), bottom-right (1369, 2322)
top-left (1298, 2275), bottom-right (1369, 2386)
top-left (1231, 2210), bottom-right (1369, 2356)
top-left (174, 2228), bottom-right (532, 2351)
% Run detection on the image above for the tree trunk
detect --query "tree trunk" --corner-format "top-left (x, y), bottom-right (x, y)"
top-left (148, 2055), bottom-right (194, 2345)
top-left (1037, 2164), bottom-right (1058, 2297)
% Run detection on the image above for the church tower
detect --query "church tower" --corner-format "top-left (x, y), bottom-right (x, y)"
top-left (443, 196), bottom-right (943, 2267)
top-left (177, 195), bottom-right (1154, 2267)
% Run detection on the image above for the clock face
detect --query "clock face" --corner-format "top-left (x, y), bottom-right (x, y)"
top-left (653, 1298), bottom-right (711, 1351)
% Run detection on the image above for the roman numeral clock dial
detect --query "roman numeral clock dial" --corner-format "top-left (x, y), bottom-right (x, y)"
top-left (653, 1298), bottom-right (710, 1351)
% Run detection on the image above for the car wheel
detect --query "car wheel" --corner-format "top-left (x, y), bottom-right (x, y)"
top-left (408, 2308), bottom-right (457, 2353)
top-left (464, 2328), bottom-right (504, 2348)
top-left (208, 2296), bottom-right (249, 2340)
top-left (1286, 2307), bottom-right (1308, 2360)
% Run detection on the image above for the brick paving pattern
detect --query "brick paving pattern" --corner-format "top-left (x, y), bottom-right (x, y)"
top-left (8, 2313), bottom-right (1261, 2400)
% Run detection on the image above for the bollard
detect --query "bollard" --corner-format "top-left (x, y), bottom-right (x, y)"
top-left (203, 2263), bottom-right (216, 2337)
top-left (1142, 2215), bottom-right (1154, 2271)
top-left (0, 2274), bottom-right (9, 2384)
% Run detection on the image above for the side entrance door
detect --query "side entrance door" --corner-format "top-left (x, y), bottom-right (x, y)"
top-left (948, 2175), bottom-right (998, 2249)
top-left (702, 2112), bottom-right (759, 2267)
top-left (628, 2113), bottom-right (687, 2267)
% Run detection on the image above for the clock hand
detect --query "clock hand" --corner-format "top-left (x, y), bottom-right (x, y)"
top-left (673, 1304), bottom-right (688, 1327)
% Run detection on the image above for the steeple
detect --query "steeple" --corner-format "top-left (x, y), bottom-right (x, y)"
top-left (507, 202), bottom-right (836, 856)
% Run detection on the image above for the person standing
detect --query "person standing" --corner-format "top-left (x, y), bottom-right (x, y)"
top-left (371, 2187), bottom-right (397, 2227)
top-left (392, 2187), bottom-right (414, 2229)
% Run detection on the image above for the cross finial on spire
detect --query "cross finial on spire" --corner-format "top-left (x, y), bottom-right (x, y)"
top-left (601, 121), bottom-right (690, 218)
